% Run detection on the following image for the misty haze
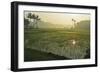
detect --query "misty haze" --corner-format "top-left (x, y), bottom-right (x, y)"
top-left (24, 11), bottom-right (90, 62)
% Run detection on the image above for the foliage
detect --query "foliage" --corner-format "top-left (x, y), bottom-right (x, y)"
top-left (26, 13), bottom-right (41, 28)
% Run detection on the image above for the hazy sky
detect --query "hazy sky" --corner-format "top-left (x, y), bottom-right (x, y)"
top-left (24, 11), bottom-right (90, 26)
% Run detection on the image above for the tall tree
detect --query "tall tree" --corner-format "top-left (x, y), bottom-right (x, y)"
top-left (31, 14), bottom-right (36, 27)
top-left (36, 17), bottom-right (41, 28)
top-left (72, 19), bottom-right (76, 28)
top-left (34, 15), bottom-right (41, 28)
top-left (27, 13), bottom-right (32, 20)
top-left (27, 13), bottom-right (32, 25)
top-left (27, 13), bottom-right (41, 28)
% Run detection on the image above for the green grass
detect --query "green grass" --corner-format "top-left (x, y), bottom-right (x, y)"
top-left (24, 48), bottom-right (70, 62)
top-left (24, 28), bottom-right (90, 61)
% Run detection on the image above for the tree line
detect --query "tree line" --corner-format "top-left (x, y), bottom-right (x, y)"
top-left (24, 13), bottom-right (41, 29)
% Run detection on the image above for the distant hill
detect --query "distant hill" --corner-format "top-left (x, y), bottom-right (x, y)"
top-left (36, 20), bottom-right (90, 29)
top-left (75, 20), bottom-right (90, 31)
top-left (24, 18), bottom-right (90, 30)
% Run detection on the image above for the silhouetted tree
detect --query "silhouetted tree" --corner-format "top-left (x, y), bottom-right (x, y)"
top-left (72, 19), bottom-right (76, 28)
top-left (31, 14), bottom-right (36, 27)
top-left (27, 13), bottom-right (33, 27)
top-left (27, 13), bottom-right (41, 28)
top-left (35, 15), bottom-right (41, 28)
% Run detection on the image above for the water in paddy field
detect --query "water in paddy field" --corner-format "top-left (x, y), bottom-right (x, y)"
top-left (24, 29), bottom-right (90, 59)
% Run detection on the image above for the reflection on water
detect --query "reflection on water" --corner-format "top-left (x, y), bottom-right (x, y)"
top-left (71, 40), bottom-right (76, 45)
top-left (72, 40), bottom-right (76, 45)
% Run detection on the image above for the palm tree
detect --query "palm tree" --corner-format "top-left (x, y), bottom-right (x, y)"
top-left (72, 19), bottom-right (76, 28)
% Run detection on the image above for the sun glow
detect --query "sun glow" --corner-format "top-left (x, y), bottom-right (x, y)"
top-left (25, 11), bottom-right (90, 27)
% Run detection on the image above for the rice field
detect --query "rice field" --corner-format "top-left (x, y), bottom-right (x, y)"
top-left (24, 28), bottom-right (90, 61)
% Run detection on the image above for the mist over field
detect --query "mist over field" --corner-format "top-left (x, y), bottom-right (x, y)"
top-left (24, 11), bottom-right (90, 62)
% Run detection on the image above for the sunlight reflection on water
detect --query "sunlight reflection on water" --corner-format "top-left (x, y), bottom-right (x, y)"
top-left (72, 40), bottom-right (76, 45)
top-left (70, 39), bottom-right (77, 45)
